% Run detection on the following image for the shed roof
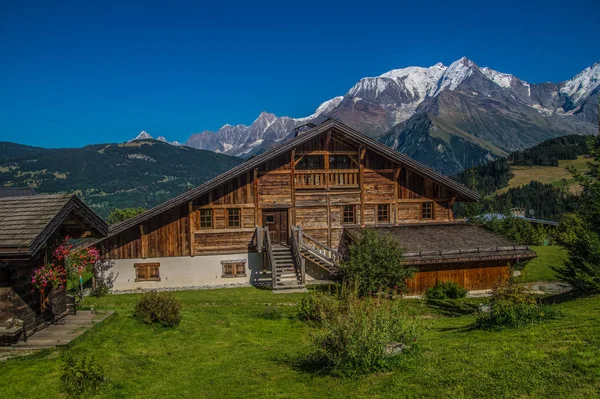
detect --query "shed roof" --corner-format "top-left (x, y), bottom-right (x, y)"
top-left (0, 194), bottom-right (108, 257)
top-left (344, 223), bottom-right (536, 265)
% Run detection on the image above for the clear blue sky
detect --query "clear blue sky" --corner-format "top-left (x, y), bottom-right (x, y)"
top-left (1, 0), bottom-right (599, 148)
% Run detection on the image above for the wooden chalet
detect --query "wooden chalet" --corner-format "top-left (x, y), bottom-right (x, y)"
top-left (0, 194), bottom-right (108, 344)
top-left (98, 119), bottom-right (535, 293)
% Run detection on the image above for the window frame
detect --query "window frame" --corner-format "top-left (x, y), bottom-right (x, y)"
top-left (377, 204), bottom-right (390, 223)
top-left (134, 262), bottom-right (161, 282)
top-left (421, 202), bottom-right (434, 220)
top-left (227, 208), bottom-right (241, 228)
top-left (221, 260), bottom-right (247, 278)
top-left (342, 205), bottom-right (356, 225)
top-left (199, 209), bottom-right (213, 229)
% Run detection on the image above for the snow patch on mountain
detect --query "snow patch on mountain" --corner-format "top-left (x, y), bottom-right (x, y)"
top-left (561, 61), bottom-right (600, 104)
top-left (379, 63), bottom-right (447, 99)
top-left (481, 67), bottom-right (516, 88)
top-left (435, 57), bottom-right (475, 94)
top-left (130, 131), bottom-right (153, 141)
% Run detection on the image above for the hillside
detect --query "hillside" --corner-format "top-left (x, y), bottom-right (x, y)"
top-left (0, 140), bottom-right (243, 218)
top-left (454, 135), bottom-right (590, 220)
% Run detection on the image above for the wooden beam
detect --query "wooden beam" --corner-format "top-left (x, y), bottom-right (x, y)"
top-left (359, 146), bottom-right (365, 227)
top-left (253, 168), bottom-right (259, 227)
top-left (394, 166), bottom-right (401, 224)
top-left (188, 202), bottom-right (195, 257)
top-left (448, 195), bottom-right (457, 221)
top-left (325, 130), bottom-right (331, 151)
top-left (327, 193), bottom-right (331, 247)
top-left (139, 224), bottom-right (146, 259)
top-left (295, 150), bottom-right (359, 156)
top-left (291, 149), bottom-right (296, 226)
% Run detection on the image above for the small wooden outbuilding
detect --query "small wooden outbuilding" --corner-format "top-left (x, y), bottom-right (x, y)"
top-left (0, 194), bottom-right (107, 344)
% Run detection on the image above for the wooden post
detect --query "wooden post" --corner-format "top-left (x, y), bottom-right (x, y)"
top-left (327, 193), bottom-right (331, 247)
top-left (139, 224), bottom-right (146, 259)
top-left (291, 149), bottom-right (296, 226)
top-left (298, 225), bottom-right (306, 285)
top-left (394, 166), bottom-right (401, 224)
top-left (188, 201), bottom-right (195, 257)
top-left (359, 146), bottom-right (366, 227)
top-left (253, 168), bottom-right (259, 226)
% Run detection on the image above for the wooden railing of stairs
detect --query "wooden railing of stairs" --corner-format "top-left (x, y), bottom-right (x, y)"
top-left (292, 226), bottom-right (342, 276)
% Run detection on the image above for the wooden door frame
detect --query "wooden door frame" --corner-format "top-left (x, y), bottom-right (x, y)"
top-left (262, 208), bottom-right (290, 245)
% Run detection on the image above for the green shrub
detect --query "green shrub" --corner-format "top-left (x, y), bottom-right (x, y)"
top-left (425, 281), bottom-right (467, 300)
top-left (60, 354), bottom-right (105, 398)
top-left (474, 280), bottom-right (561, 330)
top-left (340, 229), bottom-right (416, 297)
top-left (134, 291), bottom-right (182, 327)
top-left (315, 295), bottom-right (422, 376)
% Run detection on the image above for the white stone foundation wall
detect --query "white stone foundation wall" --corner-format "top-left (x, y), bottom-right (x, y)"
top-left (111, 252), bottom-right (264, 291)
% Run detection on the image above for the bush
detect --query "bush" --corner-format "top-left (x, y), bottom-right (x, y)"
top-left (60, 354), bottom-right (105, 398)
top-left (315, 294), bottom-right (422, 376)
top-left (474, 280), bottom-right (560, 330)
top-left (92, 259), bottom-right (117, 297)
top-left (134, 291), bottom-right (182, 327)
top-left (260, 306), bottom-right (284, 320)
top-left (424, 281), bottom-right (467, 300)
top-left (340, 229), bottom-right (416, 297)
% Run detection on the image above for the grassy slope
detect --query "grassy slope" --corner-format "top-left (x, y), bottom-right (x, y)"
top-left (496, 156), bottom-right (590, 194)
top-left (517, 246), bottom-right (569, 283)
top-left (3, 287), bottom-right (600, 399)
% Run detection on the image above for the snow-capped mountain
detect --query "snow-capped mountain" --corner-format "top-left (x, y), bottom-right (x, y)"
top-left (131, 57), bottom-right (600, 173)
top-left (129, 131), bottom-right (181, 146)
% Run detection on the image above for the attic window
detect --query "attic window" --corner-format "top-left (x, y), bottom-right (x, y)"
top-left (221, 260), bottom-right (247, 278)
top-left (199, 209), bottom-right (212, 229)
top-left (421, 202), bottom-right (434, 220)
top-left (227, 208), bottom-right (241, 227)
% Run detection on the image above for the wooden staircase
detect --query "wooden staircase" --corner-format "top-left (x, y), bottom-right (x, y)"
top-left (271, 246), bottom-right (304, 290)
top-left (255, 225), bottom-right (342, 291)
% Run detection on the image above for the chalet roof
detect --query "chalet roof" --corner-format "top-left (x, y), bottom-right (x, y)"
top-left (343, 223), bottom-right (536, 265)
top-left (0, 187), bottom-right (36, 198)
top-left (0, 194), bottom-right (108, 258)
top-left (109, 119), bottom-right (480, 236)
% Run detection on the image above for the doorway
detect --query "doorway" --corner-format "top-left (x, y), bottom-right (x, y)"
top-left (262, 209), bottom-right (289, 245)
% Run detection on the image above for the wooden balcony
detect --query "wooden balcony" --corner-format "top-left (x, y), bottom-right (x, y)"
top-left (295, 169), bottom-right (359, 189)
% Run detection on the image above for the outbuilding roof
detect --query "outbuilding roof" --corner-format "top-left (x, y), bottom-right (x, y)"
top-left (0, 194), bottom-right (108, 258)
top-left (343, 223), bottom-right (537, 265)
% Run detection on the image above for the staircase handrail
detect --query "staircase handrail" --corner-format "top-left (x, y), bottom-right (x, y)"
top-left (290, 227), bottom-right (306, 285)
top-left (263, 227), bottom-right (277, 289)
top-left (297, 228), bottom-right (343, 266)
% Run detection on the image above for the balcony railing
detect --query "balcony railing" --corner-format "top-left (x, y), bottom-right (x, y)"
top-left (295, 169), bottom-right (359, 189)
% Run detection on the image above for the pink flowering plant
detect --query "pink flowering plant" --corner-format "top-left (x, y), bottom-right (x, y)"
top-left (31, 237), bottom-right (101, 300)
top-left (31, 263), bottom-right (66, 293)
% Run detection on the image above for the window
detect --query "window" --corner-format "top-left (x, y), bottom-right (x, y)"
top-left (221, 260), bottom-right (247, 278)
top-left (421, 202), bottom-right (434, 220)
top-left (329, 155), bottom-right (353, 169)
top-left (199, 209), bottom-right (212, 229)
top-left (134, 263), bottom-right (160, 282)
top-left (265, 214), bottom-right (275, 224)
top-left (227, 208), bottom-right (240, 227)
top-left (342, 205), bottom-right (356, 224)
top-left (377, 204), bottom-right (389, 223)
top-left (296, 155), bottom-right (325, 170)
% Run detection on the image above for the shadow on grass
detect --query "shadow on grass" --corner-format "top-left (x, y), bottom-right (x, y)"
top-left (424, 299), bottom-right (480, 317)
top-left (540, 290), bottom-right (591, 305)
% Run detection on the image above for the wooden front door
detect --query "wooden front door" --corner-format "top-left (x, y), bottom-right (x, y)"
top-left (262, 210), bottom-right (289, 245)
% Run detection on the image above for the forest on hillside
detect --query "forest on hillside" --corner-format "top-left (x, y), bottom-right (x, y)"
top-left (453, 135), bottom-right (589, 221)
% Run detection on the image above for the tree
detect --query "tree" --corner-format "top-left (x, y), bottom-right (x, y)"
top-left (107, 207), bottom-right (146, 224)
top-left (339, 229), bottom-right (416, 296)
top-left (556, 128), bottom-right (600, 292)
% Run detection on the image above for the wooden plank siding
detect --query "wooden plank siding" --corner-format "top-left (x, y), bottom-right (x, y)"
top-left (102, 128), bottom-right (459, 259)
top-left (406, 260), bottom-right (512, 295)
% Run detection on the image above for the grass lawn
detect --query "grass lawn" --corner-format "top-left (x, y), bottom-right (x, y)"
top-left (496, 156), bottom-right (590, 195)
top-left (517, 245), bottom-right (569, 283)
top-left (3, 286), bottom-right (600, 398)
